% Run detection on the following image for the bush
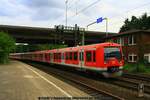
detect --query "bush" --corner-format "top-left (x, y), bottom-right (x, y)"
top-left (123, 62), bottom-right (148, 73)
top-left (0, 32), bottom-right (16, 64)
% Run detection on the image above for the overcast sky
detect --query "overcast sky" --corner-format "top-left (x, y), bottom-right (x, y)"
top-left (0, 0), bottom-right (150, 32)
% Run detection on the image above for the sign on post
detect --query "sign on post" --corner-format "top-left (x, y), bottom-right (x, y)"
top-left (96, 17), bottom-right (104, 23)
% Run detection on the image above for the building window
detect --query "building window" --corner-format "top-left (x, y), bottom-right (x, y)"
top-left (144, 53), bottom-right (150, 63)
top-left (118, 37), bottom-right (124, 46)
top-left (128, 35), bottom-right (136, 45)
top-left (116, 38), bottom-right (120, 44)
top-left (128, 54), bottom-right (137, 62)
top-left (121, 37), bottom-right (124, 46)
top-left (114, 37), bottom-right (124, 46)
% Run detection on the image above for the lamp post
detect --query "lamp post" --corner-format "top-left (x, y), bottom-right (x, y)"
top-left (103, 18), bottom-right (108, 37)
top-left (65, 0), bottom-right (68, 27)
top-left (83, 21), bottom-right (97, 46)
top-left (87, 21), bottom-right (97, 30)
top-left (84, 17), bottom-right (108, 45)
top-left (82, 30), bottom-right (85, 46)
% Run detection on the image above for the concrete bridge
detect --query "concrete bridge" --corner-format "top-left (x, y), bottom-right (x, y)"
top-left (0, 25), bottom-right (116, 46)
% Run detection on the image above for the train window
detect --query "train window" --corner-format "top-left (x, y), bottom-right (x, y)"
top-left (56, 53), bottom-right (58, 59)
top-left (45, 54), bottom-right (47, 60)
top-left (104, 47), bottom-right (121, 61)
top-left (62, 53), bottom-right (64, 60)
top-left (79, 52), bottom-right (81, 61)
top-left (41, 54), bottom-right (43, 60)
top-left (56, 53), bottom-right (57, 59)
top-left (58, 53), bottom-right (59, 59)
top-left (93, 51), bottom-right (96, 62)
top-left (46, 53), bottom-right (49, 60)
top-left (86, 51), bottom-right (92, 62)
top-left (57, 53), bottom-right (59, 59)
top-left (54, 53), bottom-right (56, 59)
top-left (48, 53), bottom-right (50, 60)
top-left (50, 53), bottom-right (53, 60)
top-left (74, 52), bottom-right (78, 60)
top-left (53, 53), bottom-right (55, 59)
top-left (59, 53), bottom-right (61, 59)
top-left (68, 52), bottom-right (69, 60)
top-left (65, 52), bottom-right (68, 60)
top-left (70, 52), bottom-right (72, 60)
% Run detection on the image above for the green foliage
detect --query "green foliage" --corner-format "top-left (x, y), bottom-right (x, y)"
top-left (123, 62), bottom-right (150, 73)
top-left (123, 63), bottom-right (137, 72)
top-left (0, 32), bottom-right (16, 64)
top-left (120, 13), bottom-right (150, 32)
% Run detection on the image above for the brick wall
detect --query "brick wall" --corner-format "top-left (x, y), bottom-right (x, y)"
top-left (106, 31), bottom-right (150, 63)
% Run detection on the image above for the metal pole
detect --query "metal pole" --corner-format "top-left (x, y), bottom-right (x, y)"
top-left (106, 18), bottom-right (108, 37)
top-left (104, 18), bottom-right (108, 37)
top-left (65, 0), bottom-right (68, 27)
top-left (87, 21), bottom-right (97, 28)
top-left (84, 21), bottom-right (96, 46)
top-left (82, 31), bottom-right (85, 46)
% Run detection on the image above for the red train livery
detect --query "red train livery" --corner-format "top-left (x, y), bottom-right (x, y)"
top-left (10, 42), bottom-right (124, 77)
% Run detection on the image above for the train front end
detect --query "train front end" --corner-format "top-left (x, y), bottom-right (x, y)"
top-left (102, 43), bottom-right (124, 78)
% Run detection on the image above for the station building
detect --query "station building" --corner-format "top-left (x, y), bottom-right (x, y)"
top-left (105, 30), bottom-right (150, 63)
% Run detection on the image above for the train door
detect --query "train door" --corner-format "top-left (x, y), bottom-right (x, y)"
top-left (79, 49), bottom-right (84, 68)
top-left (61, 52), bottom-right (65, 64)
top-left (50, 53), bottom-right (53, 63)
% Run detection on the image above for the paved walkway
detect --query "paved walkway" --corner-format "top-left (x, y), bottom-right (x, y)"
top-left (0, 60), bottom-right (89, 100)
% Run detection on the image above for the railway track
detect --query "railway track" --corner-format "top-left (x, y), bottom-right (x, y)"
top-left (23, 61), bottom-right (149, 100)
top-left (113, 73), bottom-right (150, 94)
top-left (111, 77), bottom-right (150, 94)
top-left (26, 61), bottom-right (124, 100)
top-left (123, 73), bottom-right (150, 83)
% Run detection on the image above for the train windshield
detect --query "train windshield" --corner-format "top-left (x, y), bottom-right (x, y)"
top-left (104, 47), bottom-right (121, 60)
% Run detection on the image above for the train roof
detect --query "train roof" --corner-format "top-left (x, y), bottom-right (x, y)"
top-left (14, 42), bottom-right (120, 54)
top-left (48, 42), bottom-right (121, 52)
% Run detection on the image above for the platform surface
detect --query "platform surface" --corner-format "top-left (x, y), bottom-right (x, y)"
top-left (0, 60), bottom-right (89, 100)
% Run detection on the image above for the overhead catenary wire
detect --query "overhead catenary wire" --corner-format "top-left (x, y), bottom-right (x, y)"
top-left (66, 0), bottom-right (102, 22)
top-left (56, 0), bottom-right (150, 29)
top-left (76, 0), bottom-right (101, 15)
top-left (68, 0), bottom-right (79, 9)
top-left (89, 2), bottom-right (150, 32)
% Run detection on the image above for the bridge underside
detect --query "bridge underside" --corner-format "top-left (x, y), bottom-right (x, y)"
top-left (0, 25), bottom-right (116, 46)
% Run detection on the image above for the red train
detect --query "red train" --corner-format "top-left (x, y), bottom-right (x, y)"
top-left (10, 42), bottom-right (124, 77)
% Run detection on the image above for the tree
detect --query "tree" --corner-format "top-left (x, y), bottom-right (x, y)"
top-left (0, 32), bottom-right (16, 64)
top-left (119, 13), bottom-right (150, 32)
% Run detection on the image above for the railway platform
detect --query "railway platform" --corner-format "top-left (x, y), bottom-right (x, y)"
top-left (0, 60), bottom-right (89, 100)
